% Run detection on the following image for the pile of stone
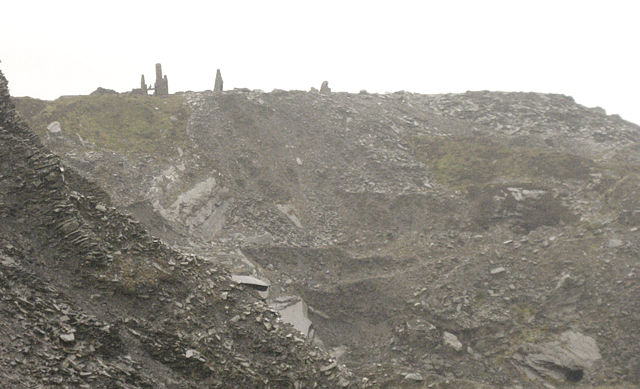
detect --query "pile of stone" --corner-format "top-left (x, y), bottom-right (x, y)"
top-left (0, 69), bottom-right (360, 387)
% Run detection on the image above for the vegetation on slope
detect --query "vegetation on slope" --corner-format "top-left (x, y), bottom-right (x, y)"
top-left (409, 135), bottom-right (594, 189)
top-left (14, 94), bottom-right (190, 156)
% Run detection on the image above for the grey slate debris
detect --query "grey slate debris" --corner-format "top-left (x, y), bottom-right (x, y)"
top-left (8, 67), bottom-right (640, 387)
top-left (0, 69), bottom-right (360, 387)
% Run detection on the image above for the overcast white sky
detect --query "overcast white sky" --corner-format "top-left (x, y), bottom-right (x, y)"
top-left (2, 1), bottom-right (640, 124)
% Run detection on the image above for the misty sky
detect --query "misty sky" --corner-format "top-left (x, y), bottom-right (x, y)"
top-left (2, 1), bottom-right (640, 124)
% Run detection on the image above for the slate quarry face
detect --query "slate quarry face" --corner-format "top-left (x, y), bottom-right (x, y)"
top-left (11, 82), bottom-right (640, 387)
top-left (0, 70), bottom-right (356, 388)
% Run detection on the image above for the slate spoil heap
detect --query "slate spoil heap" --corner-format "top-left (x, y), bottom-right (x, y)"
top-left (0, 71), bottom-right (356, 387)
top-left (10, 78), bottom-right (640, 387)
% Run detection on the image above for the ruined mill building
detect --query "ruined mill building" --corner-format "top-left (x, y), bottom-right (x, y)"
top-left (133, 64), bottom-right (223, 95)
top-left (153, 63), bottom-right (169, 96)
top-left (132, 63), bottom-right (169, 96)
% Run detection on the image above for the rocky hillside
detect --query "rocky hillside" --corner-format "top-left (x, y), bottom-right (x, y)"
top-left (1, 72), bottom-right (356, 388)
top-left (12, 83), bottom-right (640, 388)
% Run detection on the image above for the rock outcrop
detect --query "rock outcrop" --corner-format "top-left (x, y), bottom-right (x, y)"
top-left (513, 331), bottom-right (602, 383)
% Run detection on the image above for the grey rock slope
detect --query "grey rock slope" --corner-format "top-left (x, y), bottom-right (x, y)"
top-left (14, 86), bottom-right (640, 388)
top-left (1, 71), bottom-right (356, 388)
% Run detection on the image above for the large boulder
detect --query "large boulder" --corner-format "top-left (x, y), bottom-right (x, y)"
top-left (513, 330), bottom-right (602, 383)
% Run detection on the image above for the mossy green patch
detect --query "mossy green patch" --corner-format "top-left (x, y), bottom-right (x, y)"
top-left (12, 96), bottom-right (48, 121)
top-left (409, 135), bottom-right (593, 189)
top-left (18, 94), bottom-right (190, 157)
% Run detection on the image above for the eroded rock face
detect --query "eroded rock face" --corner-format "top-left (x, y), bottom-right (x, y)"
top-left (152, 176), bottom-right (232, 239)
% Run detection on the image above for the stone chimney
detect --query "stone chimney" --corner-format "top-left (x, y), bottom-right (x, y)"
top-left (214, 69), bottom-right (223, 92)
top-left (140, 75), bottom-right (147, 94)
top-left (155, 64), bottom-right (162, 81)
top-left (320, 81), bottom-right (331, 94)
top-left (154, 63), bottom-right (169, 96)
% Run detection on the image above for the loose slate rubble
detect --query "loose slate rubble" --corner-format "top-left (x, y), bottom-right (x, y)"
top-left (11, 76), bottom-right (640, 387)
top-left (0, 70), bottom-right (358, 387)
